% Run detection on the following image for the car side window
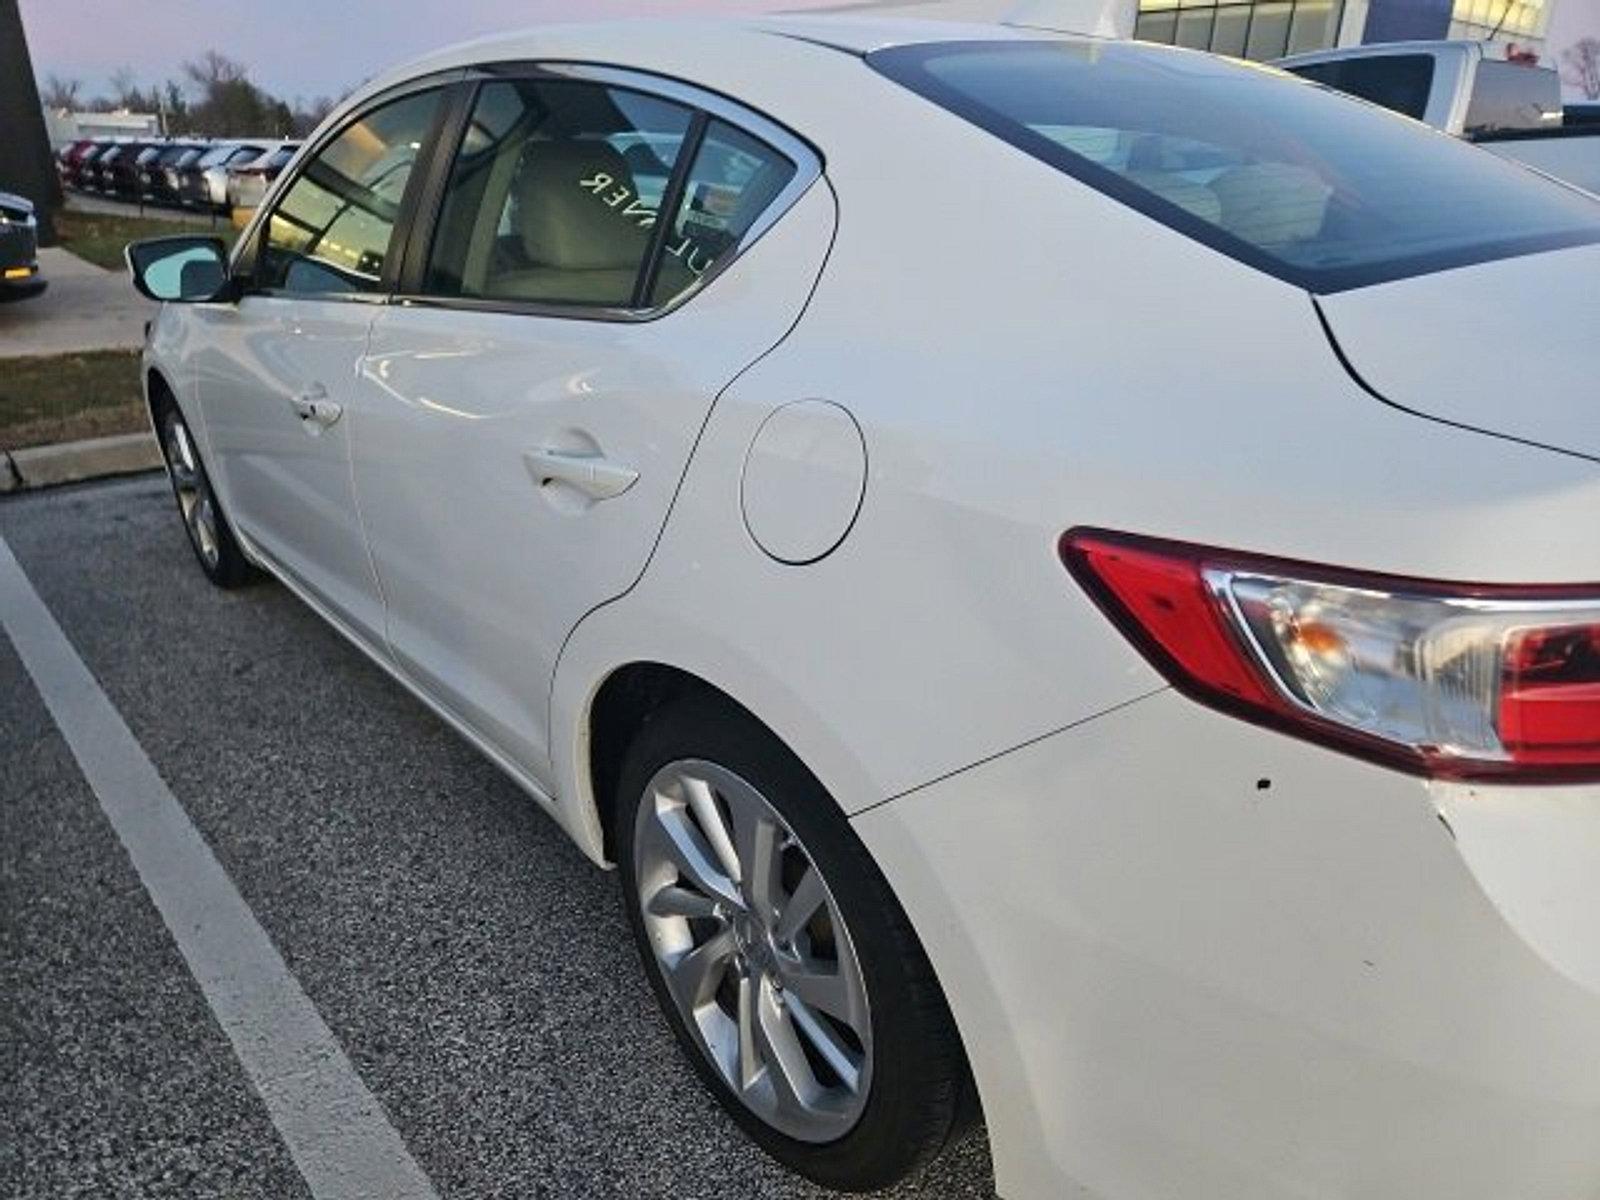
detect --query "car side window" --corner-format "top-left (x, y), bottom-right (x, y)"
top-left (424, 79), bottom-right (694, 307)
top-left (646, 120), bottom-right (797, 307)
top-left (257, 89), bottom-right (444, 296)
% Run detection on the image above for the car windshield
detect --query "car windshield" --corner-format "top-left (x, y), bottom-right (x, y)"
top-left (869, 40), bottom-right (1600, 292)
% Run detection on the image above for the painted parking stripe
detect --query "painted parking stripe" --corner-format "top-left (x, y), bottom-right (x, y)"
top-left (0, 533), bottom-right (440, 1200)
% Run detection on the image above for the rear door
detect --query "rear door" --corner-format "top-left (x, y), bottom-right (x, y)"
top-left (349, 68), bottom-right (833, 779)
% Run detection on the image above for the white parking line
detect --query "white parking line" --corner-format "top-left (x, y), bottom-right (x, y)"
top-left (0, 533), bottom-right (441, 1200)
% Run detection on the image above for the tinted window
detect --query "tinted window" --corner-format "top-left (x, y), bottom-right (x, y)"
top-left (1288, 54), bottom-right (1436, 120)
top-left (647, 120), bottom-right (797, 306)
top-left (425, 79), bottom-right (692, 306)
top-left (871, 40), bottom-right (1600, 292)
top-left (259, 92), bottom-right (442, 295)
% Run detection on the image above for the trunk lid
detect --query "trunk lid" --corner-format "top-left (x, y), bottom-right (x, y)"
top-left (1317, 242), bottom-right (1600, 460)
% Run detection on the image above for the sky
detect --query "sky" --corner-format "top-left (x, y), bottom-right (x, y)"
top-left (17, 0), bottom-right (847, 104)
top-left (19, 0), bottom-right (1600, 103)
top-left (1547, 0), bottom-right (1600, 97)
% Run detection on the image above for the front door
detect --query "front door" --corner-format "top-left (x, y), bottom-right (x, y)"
top-left (197, 86), bottom-right (448, 640)
top-left (350, 74), bottom-right (833, 779)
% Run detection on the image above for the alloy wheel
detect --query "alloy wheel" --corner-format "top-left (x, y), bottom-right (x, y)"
top-left (163, 416), bottom-right (220, 569)
top-left (633, 759), bottom-right (873, 1143)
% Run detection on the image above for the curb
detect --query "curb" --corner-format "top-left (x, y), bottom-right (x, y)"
top-left (1, 432), bottom-right (162, 493)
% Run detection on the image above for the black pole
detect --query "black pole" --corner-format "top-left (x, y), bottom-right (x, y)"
top-left (0, 0), bottom-right (61, 245)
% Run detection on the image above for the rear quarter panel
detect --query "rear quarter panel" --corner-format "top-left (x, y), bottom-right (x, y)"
top-left (551, 58), bottom-right (1600, 859)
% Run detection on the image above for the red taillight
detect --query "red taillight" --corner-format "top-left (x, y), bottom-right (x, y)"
top-left (1062, 528), bottom-right (1600, 783)
top-left (1063, 536), bottom-right (1276, 707)
top-left (1499, 625), bottom-right (1600, 764)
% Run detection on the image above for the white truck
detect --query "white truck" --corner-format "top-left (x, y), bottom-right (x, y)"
top-left (1276, 40), bottom-right (1600, 194)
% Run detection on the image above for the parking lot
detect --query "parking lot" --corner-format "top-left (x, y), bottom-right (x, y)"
top-left (0, 474), bottom-right (997, 1199)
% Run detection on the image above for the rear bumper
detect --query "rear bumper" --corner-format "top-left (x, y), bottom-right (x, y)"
top-left (855, 690), bottom-right (1600, 1200)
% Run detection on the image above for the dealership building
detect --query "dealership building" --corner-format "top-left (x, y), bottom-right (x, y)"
top-left (1132, 0), bottom-right (1559, 61)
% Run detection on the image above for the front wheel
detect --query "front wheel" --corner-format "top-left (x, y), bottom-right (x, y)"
top-left (158, 403), bottom-right (252, 588)
top-left (617, 695), bottom-right (974, 1192)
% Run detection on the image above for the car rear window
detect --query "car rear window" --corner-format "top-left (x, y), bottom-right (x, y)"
top-left (1284, 54), bottom-right (1436, 121)
top-left (869, 40), bottom-right (1600, 292)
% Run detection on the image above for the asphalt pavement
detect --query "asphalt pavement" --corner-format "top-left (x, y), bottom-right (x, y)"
top-left (0, 473), bottom-right (997, 1200)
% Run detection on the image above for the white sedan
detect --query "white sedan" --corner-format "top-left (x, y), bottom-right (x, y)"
top-left (126, 16), bottom-right (1600, 1200)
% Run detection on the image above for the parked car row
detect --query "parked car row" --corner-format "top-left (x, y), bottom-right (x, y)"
top-left (56, 136), bottom-right (300, 213)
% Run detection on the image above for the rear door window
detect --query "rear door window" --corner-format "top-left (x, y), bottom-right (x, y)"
top-left (423, 79), bottom-right (694, 307)
top-left (871, 40), bottom-right (1600, 292)
top-left (1287, 54), bottom-right (1435, 121)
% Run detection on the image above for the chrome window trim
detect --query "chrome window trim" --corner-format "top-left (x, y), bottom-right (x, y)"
top-left (391, 60), bottom-right (824, 324)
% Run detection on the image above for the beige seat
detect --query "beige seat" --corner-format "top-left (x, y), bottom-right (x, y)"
top-left (1123, 170), bottom-right (1223, 225)
top-left (1122, 134), bottom-right (1223, 226)
top-left (486, 140), bottom-right (653, 305)
top-left (1209, 162), bottom-right (1333, 250)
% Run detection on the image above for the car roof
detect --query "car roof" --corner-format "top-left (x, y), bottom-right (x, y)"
top-left (353, 15), bottom-right (1065, 97)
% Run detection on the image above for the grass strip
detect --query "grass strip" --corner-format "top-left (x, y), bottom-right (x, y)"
top-left (0, 349), bottom-right (147, 451)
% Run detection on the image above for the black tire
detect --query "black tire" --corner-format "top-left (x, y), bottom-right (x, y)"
top-left (156, 401), bottom-right (254, 588)
top-left (616, 692), bottom-right (976, 1192)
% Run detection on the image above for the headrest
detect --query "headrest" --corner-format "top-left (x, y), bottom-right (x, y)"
top-left (1209, 162), bottom-right (1333, 249)
top-left (515, 140), bottom-right (654, 271)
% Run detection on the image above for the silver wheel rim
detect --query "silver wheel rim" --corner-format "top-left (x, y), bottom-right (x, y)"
top-left (163, 418), bottom-right (220, 568)
top-left (634, 759), bottom-right (872, 1143)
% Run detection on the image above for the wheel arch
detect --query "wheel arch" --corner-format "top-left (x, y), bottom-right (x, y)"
top-left (551, 603), bottom-right (883, 871)
top-left (584, 660), bottom-right (849, 866)
top-left (145, 364), bottom-right (177, 428)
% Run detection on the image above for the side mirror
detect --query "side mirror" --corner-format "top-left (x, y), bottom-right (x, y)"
top-left (126, 236), bottom-right (235, 303)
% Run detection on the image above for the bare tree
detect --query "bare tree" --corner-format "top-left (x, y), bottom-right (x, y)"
top-left (178, 49), bottom-right (279, 136)
top-left (41, 73), bottom-right (81, 110)
top-left (108, 66), bottom-right (141, 109)
top-left (1563, 37), bottom-right (1600, 101)
top-left (289, 93), bottom-right (337, 136)
top-left (182, 50), bottom-right (249, 89)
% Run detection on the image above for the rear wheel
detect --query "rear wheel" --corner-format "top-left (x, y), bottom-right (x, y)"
top-left (158, 403), bottom-right (252, 588)
top-left (616, 694), bottom-right (973, 1192)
